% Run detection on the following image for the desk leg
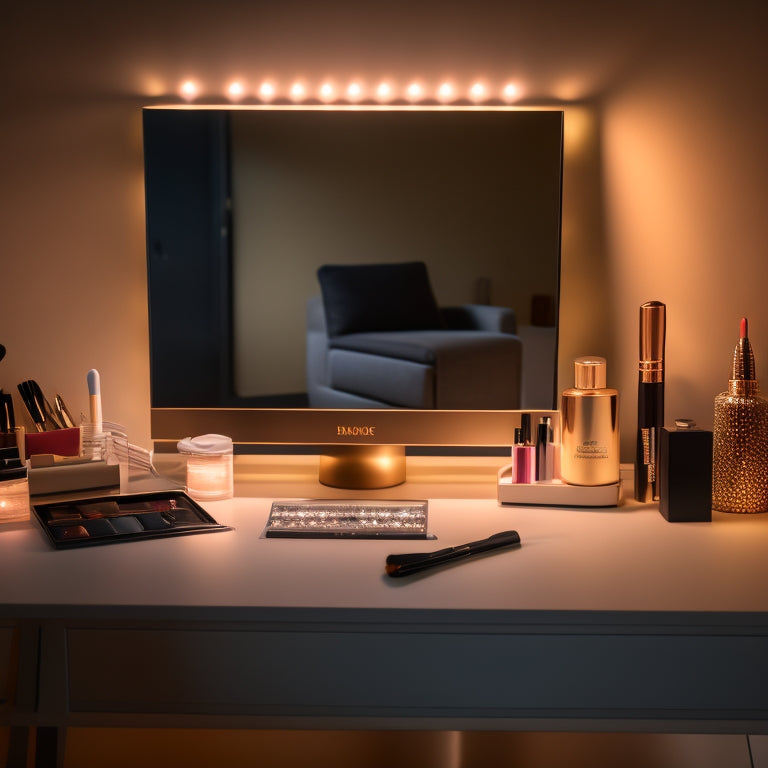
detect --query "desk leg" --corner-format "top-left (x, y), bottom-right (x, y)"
top-left (35, 726), bottom-right (62, 768)
top-left (36, 623), bottom-right (69, 768)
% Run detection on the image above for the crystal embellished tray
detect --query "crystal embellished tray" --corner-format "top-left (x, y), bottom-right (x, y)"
top-left (265, 499), bottom-right (428, 539)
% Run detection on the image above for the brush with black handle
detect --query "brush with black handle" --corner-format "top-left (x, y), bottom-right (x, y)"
top-left (385, 530), bottom-right (521, 578)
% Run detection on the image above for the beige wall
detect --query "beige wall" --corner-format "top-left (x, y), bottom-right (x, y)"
top-left (2, 2), bottom-right (766, 459)
top-left (600, 3), bottom-right (768, 458)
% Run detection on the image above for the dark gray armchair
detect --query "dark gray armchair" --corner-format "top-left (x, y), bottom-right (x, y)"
top-left (306, 262), bottom-right (522, 409)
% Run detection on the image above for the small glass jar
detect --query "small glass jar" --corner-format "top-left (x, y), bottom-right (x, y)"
top-left (0, 475), bottom-right (31, 523)
top-left (177, 434), bottom-right (234, 501)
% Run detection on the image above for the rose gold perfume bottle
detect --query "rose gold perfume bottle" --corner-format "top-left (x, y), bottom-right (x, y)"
top-left (560, 356), bottom-right (620, 486)
top-left (712, 318), bottom-right (768, 513)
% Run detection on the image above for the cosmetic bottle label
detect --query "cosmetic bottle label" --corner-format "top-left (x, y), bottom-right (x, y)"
top-left (561, 392), bottom-right (620, 486)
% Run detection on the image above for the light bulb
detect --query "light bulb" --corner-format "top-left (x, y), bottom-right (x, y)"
top-left (347, 82), bottom-right (362, 101)
top-left (259, 81), bottom-right (276, 101)
top-left (469, 82), bottom-right (485, 101)
top-left (180, 80), bottom-right (198, 100)
top-left (227, 81), bottom-right (244, 99)
top-left (437, 82), bottom-right (454, 102)
top-left (502, 82), bottom-right (519, 101)
top-left (406, 82), bottom-right (422, 101)
top-left (290, 82), bottom-right (306, 101)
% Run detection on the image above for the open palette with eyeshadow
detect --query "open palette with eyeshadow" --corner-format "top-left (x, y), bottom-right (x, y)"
top-left (32, 491), bottom-right (232, 549)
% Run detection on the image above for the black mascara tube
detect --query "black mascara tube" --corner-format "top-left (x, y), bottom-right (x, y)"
top-left (635, 301), bottom-right (666, 502)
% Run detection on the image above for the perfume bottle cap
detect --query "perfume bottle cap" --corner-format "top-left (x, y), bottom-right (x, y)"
top-left (574, 356), bottom-right (607, 389)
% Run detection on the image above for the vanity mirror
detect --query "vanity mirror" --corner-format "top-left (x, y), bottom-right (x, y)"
top-left (145, 106), bottom-right (563, 486)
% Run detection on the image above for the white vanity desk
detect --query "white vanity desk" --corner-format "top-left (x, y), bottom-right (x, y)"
top-left (1, 455), bottom-right (768, 764)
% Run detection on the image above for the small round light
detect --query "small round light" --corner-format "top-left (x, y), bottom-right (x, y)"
top-left (502, 82), bottom-right (519, 101)
top-left (290, 82), bottom-right (306, 101)
top-left (180, 80), bottom-right (198, 100)
top-left (469, 82), bottom-right (486, 101)
top-left (319, 82), bottom-right (335, 101)
top-left (406, 82), bottom-right (422, 101)
top-left (437, 82), bottom-right (454, 102)
top-left (376, 82), bottom-right (392, 100)
top-left (347, 82), bottom-right (363, 101)
top-left (259, 81), bottom-right (276, 101)
top-left (227, 81), bottom-right (244, 99)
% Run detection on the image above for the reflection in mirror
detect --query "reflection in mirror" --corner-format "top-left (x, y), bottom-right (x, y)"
top-left (144, 107), bottom-right (562, 414)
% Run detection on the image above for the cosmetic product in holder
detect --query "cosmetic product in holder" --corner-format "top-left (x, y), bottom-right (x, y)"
top-left (712, 318), bottom-right (768, 513)
top-left (560, 356), bottom-right (620, 487)
top-left (659, 419), bottom-right (712, 522)
top-left (177, 434), bottom-right (234, 501)
top-left (512, 427), bottom-right (535, 483)
top-left (535, 416), bottom-right (554, 482)
top-left (635, 301), bottom-right (666, 502)
top-left (497, 410), bottom-right (620, 506)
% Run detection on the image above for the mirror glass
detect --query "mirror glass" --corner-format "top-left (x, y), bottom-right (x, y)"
top-left (144, 107), bottom-right (562, 412)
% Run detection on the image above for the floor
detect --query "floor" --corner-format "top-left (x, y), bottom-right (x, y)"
top-left (3, 729), bottom-right (758, 768)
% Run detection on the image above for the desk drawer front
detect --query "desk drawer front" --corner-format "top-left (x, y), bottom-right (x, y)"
top-left (66, 627), bottom-right (768, 720)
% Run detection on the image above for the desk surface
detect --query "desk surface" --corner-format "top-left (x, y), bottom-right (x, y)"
top-left (1, 456), bottom-right (767, 617)
top-left (2, 455), bottom-right (768, 738)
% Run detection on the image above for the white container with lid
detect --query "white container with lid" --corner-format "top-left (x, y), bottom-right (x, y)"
top-left (177, 434), bottom-right (234, 501)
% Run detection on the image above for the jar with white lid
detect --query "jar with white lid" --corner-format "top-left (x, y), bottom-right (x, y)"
top-left (177, 434), bottom-right (234, 501)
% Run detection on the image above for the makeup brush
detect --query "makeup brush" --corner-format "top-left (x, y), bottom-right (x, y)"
top-left (17, 381), bottom-right (46, 431)
top-left (385, 530), bottom-right (521, 578)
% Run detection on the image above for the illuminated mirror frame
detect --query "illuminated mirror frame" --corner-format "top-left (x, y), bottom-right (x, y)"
top-left (146, 103), bottom-right (563, 488)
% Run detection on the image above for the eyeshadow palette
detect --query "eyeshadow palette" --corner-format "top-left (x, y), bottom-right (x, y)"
top-left (265, 499), bottom-right (428, 539)
top-left (32, 491), bottom-right (231, 549)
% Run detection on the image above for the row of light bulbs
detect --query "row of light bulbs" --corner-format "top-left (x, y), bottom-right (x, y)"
top-left (179, 79), bottom-right (522, 104)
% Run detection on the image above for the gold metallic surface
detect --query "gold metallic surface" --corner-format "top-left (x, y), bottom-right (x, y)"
top-left (638, 301), bottom-right (666, 383)
top-left (318, 445), bottom-right (407, 489)
top-left (150, 408), bottom-right (559, 449)
top-left (573, 357), bottom-right (607, 389)
top-left (561, 357), bottom-right (620, 487)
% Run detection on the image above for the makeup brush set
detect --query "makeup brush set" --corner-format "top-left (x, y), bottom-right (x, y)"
top-left (16, 379), bottom-right (76, 432)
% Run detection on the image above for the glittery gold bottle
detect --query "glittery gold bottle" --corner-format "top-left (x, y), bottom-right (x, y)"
top-left (712, 318), bottom-right (768, 513)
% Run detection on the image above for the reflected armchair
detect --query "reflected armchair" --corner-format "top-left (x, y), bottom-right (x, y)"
top-left (306, 262), bottom-right (522, 409)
